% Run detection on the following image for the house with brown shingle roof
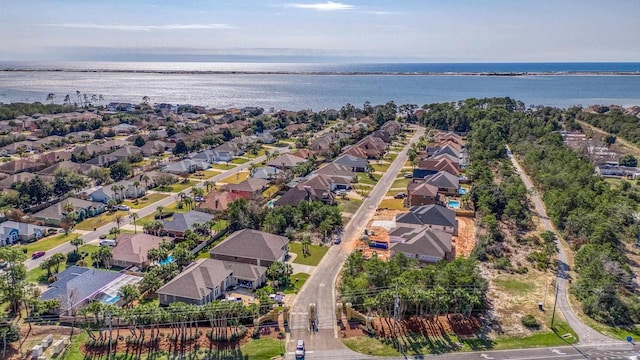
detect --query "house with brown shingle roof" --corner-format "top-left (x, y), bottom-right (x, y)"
top-left (417, 157), bottom-right (460, 176)
top-left (197, 191), bottom-right (244, 212)
top-left (0, 159), bottom-right (46, 175)
top-left (267, 153), bottom-right (306, 170)
top-left (221, 178), bottom-right (269, 200)
top-left (110, 233), bottom-right (167, 269)
top-left (407, 182), bottom-right (440, 207)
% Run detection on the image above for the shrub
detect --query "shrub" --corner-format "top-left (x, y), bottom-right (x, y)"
top-left (521, 314), bottom-right (540, 329)
top-left (67, 251), bottom-right (82, 263)
top-left (494, 257), bottom-right (511, 270)
top-left (48, 276), bottom-right (57, 284)
top-left (154, 211), bottom-right (174, 220)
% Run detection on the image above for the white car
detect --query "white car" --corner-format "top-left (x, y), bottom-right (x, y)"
top-left (117, 205), bottom-right (131, 211)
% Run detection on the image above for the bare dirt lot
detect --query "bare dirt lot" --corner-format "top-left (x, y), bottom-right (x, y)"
top-left (454, 216), bottom-right (476, 257)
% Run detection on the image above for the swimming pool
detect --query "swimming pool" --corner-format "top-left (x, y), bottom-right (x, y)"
top-left (448, 200), bottom-right (461, 209)
top-left (458, 188), bottom-right (468, 195)
top-left (159, 255), bottom-right (175, 266)
top-left (102, 294), bottom-right (120, 304)
top-left (267, 199), bottom-right (276, 208)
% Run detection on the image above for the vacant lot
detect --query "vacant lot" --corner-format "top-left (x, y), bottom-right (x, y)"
top-left (210, 163), bottom-right (237, 170)
top-left (454, 216), bottom-right (476, 257)
top-left (122, 193), bottom-right (169, 209)
top-left (289, 242), bottom-right (329, 266)
top-left (391, 177), bottom-right (411, 189)
top-left (75, 210), bottom-right (130, 231)
top-left (371, 163), bottom-right (391, 172)
top-left (153, 180), bottom-right (196, 193)
top-left (22, 232), bottom-right (79, 256)
top-left (221, 171), bottom-right (249, 184)
top-left (355, 172), bottom-right (379, 186)
top-left (338, 198), bottom-right (363, 214)
top-left (189, 169), bottom-right (221, 180)
top-left (231, 157), bottom-right (250, 164)
top-left (378, 198), bottom-right (407, 210)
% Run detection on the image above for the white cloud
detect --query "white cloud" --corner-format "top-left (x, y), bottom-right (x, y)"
top-left (39, 23), bottom-right (236, 31)
top-left (286, 1), bottom-right (355, 11)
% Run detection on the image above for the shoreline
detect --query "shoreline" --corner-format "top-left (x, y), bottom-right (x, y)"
top-left (1, 69), bottom-right (640, 76)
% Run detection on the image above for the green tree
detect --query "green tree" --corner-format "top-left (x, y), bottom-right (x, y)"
top-left (70, 237), bottom-right (84, 253)
top-left (266, 261), bottom-right (293, 288)
top-left (129, 212), bottom-right (139, 233)
top-left (0, 247), bottom-right (28, 315)
top-left (118, 284), bottom-right (140, 308)
top-left (619, 154), bottom-right (638, 167)
top-left (134, 135), bottom-right (146, 147)
top-left (109, 162), bottom-right (131, 181)
top-left (173, 140), bottom-right (189, 156)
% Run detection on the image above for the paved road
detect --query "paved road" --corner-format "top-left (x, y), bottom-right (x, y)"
top-left (287, 127), bottom-right (426, 353)
top-left (291, 343), bottom-right (636, 360)
top-left (506, 146), bottom-right (614, 346)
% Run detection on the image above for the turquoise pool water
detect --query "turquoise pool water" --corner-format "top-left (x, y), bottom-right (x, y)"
top-left (448, 200), bottom-right (461, 209)
top-left (458, 188), bottom-right (468, 195)
top-left (159, 255), bottom-right (175, 266)
top-left (103, 295), bottom-right (120, 304)
top-left (267, 199), bottom-right (276, 208)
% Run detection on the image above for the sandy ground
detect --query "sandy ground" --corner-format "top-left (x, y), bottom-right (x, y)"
top-left (453, 216), bottom-right (476, 257)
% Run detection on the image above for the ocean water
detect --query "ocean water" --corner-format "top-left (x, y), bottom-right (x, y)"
top-left (0, 62), bottom-right (639, 110)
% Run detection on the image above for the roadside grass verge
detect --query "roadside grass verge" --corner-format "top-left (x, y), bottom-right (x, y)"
top-left (289, 242), bottom-right (329, 266)
top-left (281, 273), bottom-right (310, 294)
top-left (122, 193), bottom-right (169, 209)
top-left (240, 338), bottom-right (282, 359)
top-left (153, 180), bottom-right (196, 193)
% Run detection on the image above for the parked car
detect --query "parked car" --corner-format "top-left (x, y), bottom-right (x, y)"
top-left (403, 173), bottom-right (413, 178)
top-left (117, 205), bottom-right (131, 211)
top-left (99, 234), bottom-right (107, 239)
top-left (99, 240), bottom-right (116, 247)
top-left (32, 251), bottom-right (46, 259)
top-left (194, 196), bottom-right (204, 202)
top-left (295, 340), bottom-right (305, 359)
top-left (334, 236), bottom-right (341, 245)
top-left (393, 192), bottom-right (407, 199)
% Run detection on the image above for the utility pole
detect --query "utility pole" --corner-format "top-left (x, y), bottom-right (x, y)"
top-left (550, 279), bottom-right (559, 329)
top-left (393, 284), bottom-right (404, 356)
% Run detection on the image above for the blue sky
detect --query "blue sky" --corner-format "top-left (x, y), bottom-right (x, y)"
top-left (0, 0), bottom-right (639, 62)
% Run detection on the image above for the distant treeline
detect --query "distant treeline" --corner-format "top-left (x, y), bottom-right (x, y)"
top-left (576, 109), bottom-right (640, 147)
top-left (0, 102), bottom-right (76, 120)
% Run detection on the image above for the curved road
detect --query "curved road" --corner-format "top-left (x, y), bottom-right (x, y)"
top-left (506, 146), bottom-right (615, 346)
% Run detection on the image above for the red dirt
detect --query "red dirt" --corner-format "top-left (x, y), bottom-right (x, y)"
top-left (371, 315), bottom-right (480, 339)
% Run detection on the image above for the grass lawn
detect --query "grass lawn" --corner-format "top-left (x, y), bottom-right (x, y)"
top-left (386, 189), bottom-right (406, 196)
top-left (153, 180), bottom-right (196, 193)
top-left (494, 278), bottom-right (533, 295)
top-left (391, 177), bottom-right (412, 189)
top-left (355, 172), bottom-right (379, 186)
top-left (492, 321), bottom-right (578, 349)
top-left (371, 163), bottom-right (391, 172)
top-left (210, 163), bottom-right (237, 170)
top-left (578, 309), bottom-right (640, 341)
top-left (244, 148), bottom-right (267, 159)
top-left (75, 210), bottom-right (130, 231)
top-left (122, 193), bottom-right (169, 209)
top-left (240, 338), bottom-right (283, 359)
top-left (262, 185), bottom-right (280, 199)
top-left (189, 169), bottom-right (221, 180)
top-left (221, 171), bottom-right (249, 184)
top-left (59, 332), bottom-right (88, 360)
top-left (27, 244), bottom-right (100, 283)
top-left (342, 337), bottom-right (401, 357)
top-left (289, 242), bottom-right (329, 267)
top-left (22, 232), bottom-right (79, 257)
top-left (378, 199), bottom-right (407, 210)
top-left (384, 153), bottom-right (399, 162)
top-left (338, 198), bottom-right (363, 214)
top-left (281, 272), bottom-right (310, 294)
top-left (231, 157), bottom-right (250, 164)
top-left (135, 201), bottom-right (193, 226)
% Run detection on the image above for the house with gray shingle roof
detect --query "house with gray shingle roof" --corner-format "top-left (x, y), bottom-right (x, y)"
top-left (162, 210), bottom-right (215, 239)
top-left (267, 153), bottom-right (306, 170)
top-left (163, 159), bottom-right (208, 174)
top-left (209, 229), bottom-right (289, 268)
top-left (156, 258), bottom-right (267, 306)
top-left (333, 154), bottom-right (368, 172)
top-left (0, 221), bottom-right (52, 246)
top-left (40, 266), bottom-right (141, 314)
top-left (422, 171), bottom-right (459, 196)
top-left (389, 227), bottom-right (455, 263)
top-left (32, 197), bottom-right (106, 226)
top-left (394, 205), bottom-right (458, 235)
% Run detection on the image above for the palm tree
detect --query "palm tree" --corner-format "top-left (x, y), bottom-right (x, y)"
top-left (63, 201), bottom-right (77, 234)
top-left (133, 181), bottom-right (141, 198)
top-left (141, 175), bottom-right (150, 192)
top-left (129, 212), bottom-right (139, 234)
top-left (107, 199), bottom-right (117, 210)
top-left (109, 226), bottom-right (120, 239)
top-left (76, 90), bottom-right (81, 106)
top-left (203, 181), bottom-right (212, 194)
top-left (63, 94), bottom-right (71, 106)
top-left (115, 215), bottom-right (123, 230)
top-left (50, 253), bottom-right (66, 274)
top-left (156, 206), bottom-right (164, 219)
top-left (111, 185), bottom-right (119, 202)
top-left (301, 233), bottom-right (312, 257)
top-left (70, 237), bottom-right (84, 253)
top-left (118, 284), bottom-right (140, 309)
top-left (46, 93), bottom-right (55, 104)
